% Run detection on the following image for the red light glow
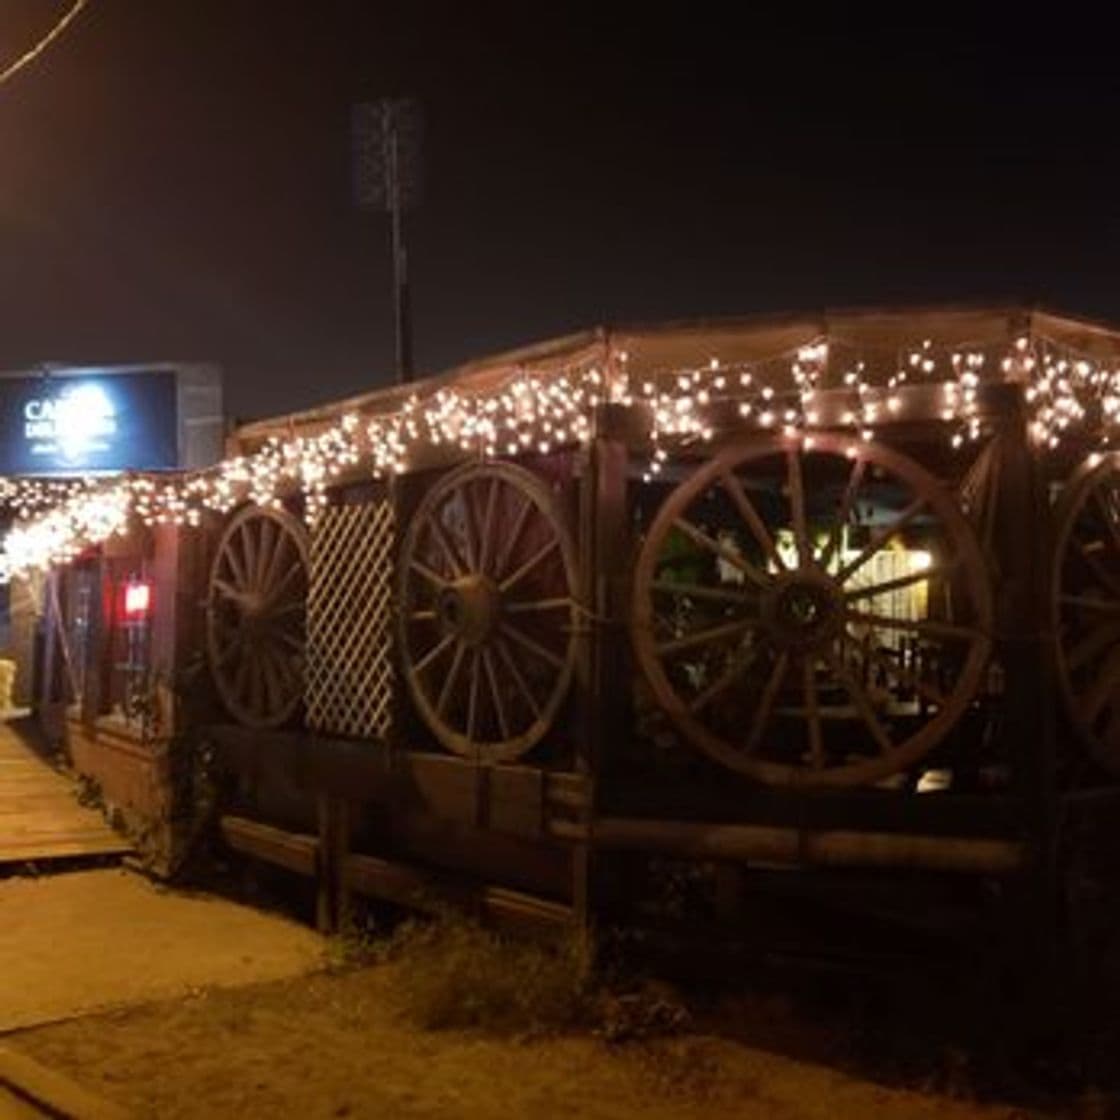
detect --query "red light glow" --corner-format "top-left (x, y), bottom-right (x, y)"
top-left (123, 581), bottom-right (151, 618)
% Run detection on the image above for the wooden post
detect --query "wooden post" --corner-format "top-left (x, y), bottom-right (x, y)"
top-left (991, 384), bottom-right (1058, 986)
top-left (571, 401), bottom-right (631, 925)
top-left (316, 791), bottom-right (351, 934)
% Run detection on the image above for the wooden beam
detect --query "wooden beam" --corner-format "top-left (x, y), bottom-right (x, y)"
top-left (550, 817), bottom-right (1026, 875)
top-left (219, 815), bottom-right (317, 877)
top-left (343, 851), bottom-right (574, 934)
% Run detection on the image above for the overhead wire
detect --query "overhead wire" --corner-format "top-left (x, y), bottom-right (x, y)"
top-left (0, 0), bottom-right (89, 89)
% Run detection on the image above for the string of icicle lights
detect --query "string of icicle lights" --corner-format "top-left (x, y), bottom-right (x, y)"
top-left (3, 331), bottom-right (1120, 582)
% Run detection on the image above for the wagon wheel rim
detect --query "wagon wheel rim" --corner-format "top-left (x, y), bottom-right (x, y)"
top-left (206, 504), bottom-right (309, 728)
top-left (632, 434), bottom-right (993, 787)
top-left (398, 462), bottom-right (579, 763)
top-left (1052, 454), bottom-right (1120, 772)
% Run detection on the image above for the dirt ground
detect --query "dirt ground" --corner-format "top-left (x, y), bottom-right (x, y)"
top-left (7, 961), bottom-right (1047, 1120)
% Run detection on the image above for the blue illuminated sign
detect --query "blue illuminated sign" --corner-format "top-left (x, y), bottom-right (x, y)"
top-left (0, 371), bottom-right (179, 475)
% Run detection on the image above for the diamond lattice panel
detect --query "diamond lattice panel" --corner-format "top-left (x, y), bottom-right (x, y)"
top-left (306, 500), bottom-right (395, 739)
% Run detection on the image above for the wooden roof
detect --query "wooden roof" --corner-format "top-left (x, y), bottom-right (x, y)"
top-left (231, 304), bottom-right (1120, 449)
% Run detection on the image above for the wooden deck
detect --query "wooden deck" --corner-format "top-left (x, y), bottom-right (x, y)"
top-left (0, 719), bottom-right (131, 866)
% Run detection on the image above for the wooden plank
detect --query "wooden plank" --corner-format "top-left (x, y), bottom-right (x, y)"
top-left (404, 753), bottom-right (479, 824)
top-left (0, 836), bottom-right (132, 862)
top-left (219, 814), bottom-right (318, 877)
top-left (552, 817), bottom-right (1026, 875)
top-left (489, 765), bottom-right (543, 838)
top-left (344, 851), bottom-right (575, 935)
top-left (0, 725), bottom-right (131, 866)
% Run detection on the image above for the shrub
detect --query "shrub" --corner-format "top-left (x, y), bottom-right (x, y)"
top-left (383, 910), bottom-right (592, 1034)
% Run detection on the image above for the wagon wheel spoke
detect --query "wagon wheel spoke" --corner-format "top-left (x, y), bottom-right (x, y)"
top-left (500, 621), bottom-right (564, 669)
top-left (500, 537), bottom-right (559, 593)
top-left (657, 618), bottom-right (758, 658)
top-left (214, 631), bottom-right (245, 668)
top-left (245, 652), bottom-right (265, 713)
top-left (504, 597), bottom-right (573, 614)
top-left (261, 524), bottom-right (289, 593)
top-left (410, 559), bottom-right (449, 589)
top-left (673, 517), bottom-right (770, 588)
top-left (744, 651), bottom-right (789, 755)
top-left (258, 645), bottom-right (285, 713)
top-left (212, 578), bottom-right (244, 604)
top-left (482, 647), bottom-right (510, 740)
top-left (427, 512), bottom-right (466, 578)
top-left (437, 643), bottom-right (467, 716)
top-left (688, 644), bottom-right (761, 713)
top-left (1068, 619), bottom-right (1120, 672)
top-left (412, 631), bottom-right (456, 676)
top-left (844, 609), bottom-right (979, 643)
top-left (786, 448), bottom-right (810, 568)
top-left (1085, 649), bottom-right (1120, 720)
top-left (466, 651), bottom-right (482, 741)
top-left (237, 523), bottom-right (258, 589)
top-left (231, 653), bottom-right (251, 706)
top-left (721, 472), bottom-right (784, 571)
top-left (223, 537), bottom-right (250, 589)
top-left (263, 599), bottom-right (305, 621)
top-left (818, 456), bottom-right (867, 570)
top-left (255, 516), bottom-right (275, 589)
top-left (496, 634), bottom-right (542, 720)
top-left (267, 560), bottom-right (306, 605)
top-left (459, 483), bottom-right (481, 572)
top-left (803, 658), bottom-right (824, 768)
top-left (836, 496), bottom-right (927, 585)
top-left (264, 643), bottom-right (300, 691)
top-left (825, 647), bottom-right (894, 756)
top-left (843, 564), bottom-right (945, 602)
top-left (478, 478), bottom-right (500, 574)
top-left (493, 493), bottom-right (534, 582)
top-left (1074, 535), bottom-right (1120, 599)
top-left (275, 628), bottom-right (304, 653)
top-left (1092, 487), bottom-right (1120, 555)
top-left (651, 579), bottom-right (757, 606)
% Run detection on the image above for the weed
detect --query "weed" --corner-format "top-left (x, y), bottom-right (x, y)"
top-left (382, 910), bottom-right (593, 1034)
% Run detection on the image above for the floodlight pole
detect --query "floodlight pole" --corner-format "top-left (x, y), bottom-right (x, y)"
top-left (388, 125), bottom-right (413, 384)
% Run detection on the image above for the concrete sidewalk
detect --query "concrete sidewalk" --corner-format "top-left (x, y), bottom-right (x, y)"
top-left (0, 868), bottom-right (324, 1031)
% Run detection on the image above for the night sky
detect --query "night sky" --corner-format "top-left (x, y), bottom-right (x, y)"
top-left (2, 4), bottom-right (1119, 422)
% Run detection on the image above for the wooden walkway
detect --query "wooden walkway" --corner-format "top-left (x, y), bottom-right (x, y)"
top-left (0, 719), bottom-right (131, 866)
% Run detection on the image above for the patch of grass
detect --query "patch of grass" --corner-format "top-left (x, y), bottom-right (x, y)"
top-left (325, 912), bottom-right (384, 973)
top-left (382, 910), bottom-right (593, 1034)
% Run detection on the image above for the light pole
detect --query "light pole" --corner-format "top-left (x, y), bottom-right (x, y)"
top-left (353, 99), bottom-right (423, 384)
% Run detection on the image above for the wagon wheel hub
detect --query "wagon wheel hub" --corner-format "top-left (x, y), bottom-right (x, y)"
top-left (764, 572), bottom-right (841, 651)
top-left (438, 575), bottom-right (500, 647)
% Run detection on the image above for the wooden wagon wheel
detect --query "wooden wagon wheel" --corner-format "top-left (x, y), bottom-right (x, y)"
top-left (632, 434), bottom-right (993, 787)
top-left (1052, 454), bottom-right (1120, 772)
top-left (207, 504), bottom-right (309, 728)
top-left (398, 461), bottom-right (579, 763)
